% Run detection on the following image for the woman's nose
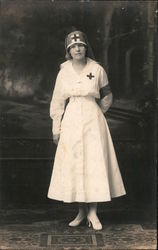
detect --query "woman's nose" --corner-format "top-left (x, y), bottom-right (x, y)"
top-left (75, 45), bottom-right (80, 51)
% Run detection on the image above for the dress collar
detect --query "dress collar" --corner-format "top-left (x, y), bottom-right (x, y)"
top-left (70, 57), bottom-right (91, 77)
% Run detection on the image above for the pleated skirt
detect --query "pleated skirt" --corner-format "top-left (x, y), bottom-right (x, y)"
top-left (48, 96), bottom-right (126, 202)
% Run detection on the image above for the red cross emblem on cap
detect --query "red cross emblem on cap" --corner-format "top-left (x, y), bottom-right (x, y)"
top-left (71, 34), bottom-right (80, 43)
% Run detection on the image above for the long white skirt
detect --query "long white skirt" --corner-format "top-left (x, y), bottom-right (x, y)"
top-left (48, 96), bottom-right (126, 202)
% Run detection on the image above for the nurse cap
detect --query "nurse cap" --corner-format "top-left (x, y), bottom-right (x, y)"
top-left (65, 31), bottom-right (87, 50)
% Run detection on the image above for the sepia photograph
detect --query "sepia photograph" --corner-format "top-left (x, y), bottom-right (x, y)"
top-left (0, 0), bottom-right (157, 249)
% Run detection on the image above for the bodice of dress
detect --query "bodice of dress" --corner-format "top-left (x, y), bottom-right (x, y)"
top-left (58, 58), bottom-right (101, 99)
top-left (50, 58), bottom-right (112, 135)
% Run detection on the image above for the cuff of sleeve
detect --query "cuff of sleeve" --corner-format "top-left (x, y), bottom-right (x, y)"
top-left (52, 120), bottom-right (61, 135)
top-left (100, 93), bottom-right (113, 113)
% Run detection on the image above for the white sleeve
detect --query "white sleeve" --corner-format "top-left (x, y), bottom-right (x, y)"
top-left (98, 66), bottom-right (113, 113)
top-left (50, 71), bottom-right (66, 135)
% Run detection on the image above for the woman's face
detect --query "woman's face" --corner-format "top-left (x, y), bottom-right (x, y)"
top-left (69, 43), bottom-right (86, 60)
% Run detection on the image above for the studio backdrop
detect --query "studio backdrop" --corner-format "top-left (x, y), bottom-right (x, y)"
top-left (0, 0), bottom-right (157, 222)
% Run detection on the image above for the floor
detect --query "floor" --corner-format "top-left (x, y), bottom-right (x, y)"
top-left (0, 207), bottom-right (157, 250)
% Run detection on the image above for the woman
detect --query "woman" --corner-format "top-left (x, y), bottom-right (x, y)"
top-left (48, 30), bottom-right (126, 230)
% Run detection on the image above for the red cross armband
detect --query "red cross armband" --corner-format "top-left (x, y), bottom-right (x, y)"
top-left (99, 84), bottom-right (111, 99)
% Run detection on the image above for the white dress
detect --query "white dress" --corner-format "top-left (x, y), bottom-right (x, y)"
top-left (48, 58), bottom-right (126, 203)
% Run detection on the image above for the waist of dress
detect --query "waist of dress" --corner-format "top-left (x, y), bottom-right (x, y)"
top-left (69, 96), bottom-right (96, 103)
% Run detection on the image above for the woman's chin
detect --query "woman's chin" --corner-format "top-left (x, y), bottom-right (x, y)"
top-left (73, 55), bottom-right (85, 61)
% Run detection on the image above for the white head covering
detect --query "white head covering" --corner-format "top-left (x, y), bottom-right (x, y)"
top-left (65, 30), bottom-right (95, 60)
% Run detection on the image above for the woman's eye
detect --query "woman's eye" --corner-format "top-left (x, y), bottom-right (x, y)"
top-left (70, 45), bottom-right (75, 49)
top-left (78, 44), bottom-right (84, 48)
top-left (70, 44), bottom-right (84, 49)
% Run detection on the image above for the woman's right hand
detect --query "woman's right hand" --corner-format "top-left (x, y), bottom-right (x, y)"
top-left (53, 134), bottom-right (60, 145)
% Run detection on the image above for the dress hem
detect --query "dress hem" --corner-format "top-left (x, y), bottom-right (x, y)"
top-left (47, 193), bottom-right (126, 203)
